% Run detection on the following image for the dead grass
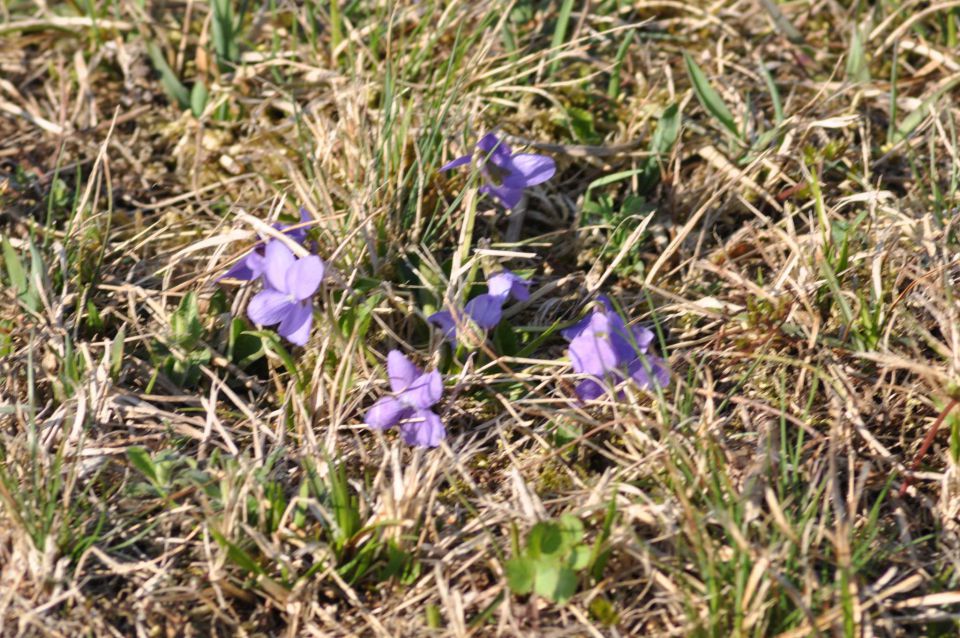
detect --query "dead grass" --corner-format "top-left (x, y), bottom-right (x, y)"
top-left (3, 0), bottom-right (960, 636)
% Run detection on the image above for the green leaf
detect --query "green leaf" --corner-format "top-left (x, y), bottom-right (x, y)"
top-left (210, 0), bottom-right (238, 67)
top-left (586, 168), bottom-right (647, 192)
top-left (232, 326), bottom-right (266, 368)
top-left (328, 460), bottom-right (361, 547)
top-left (425, 603), bottom-right (443, 628)
top-left (293, 480), bottom-right (310, 529)
top-left (845, 24), bottom-right (870, 83)
top-left (533, 561), bottom-right (578, 604)
top-left (567, 107), bottom-right (601, 144)
top-left (209, 528), bottom-right (265, 576)
top-left (1, 235), bottom-right (27, 294)
top-left (338, 293), bottom-right (383, 340)
top-left (146, 43), bottom-right (190, 108)
top-left (527, 522), bottom-right (564, 559)
top-left (760, 64), bottom-right (784, 124)
top-left (649, 102), bottom-right (681, 157)
top-left (566, 545), bottom-right (591, 571)
top-left (85, 300), bottom-right (104, 332)
top-left (548, 0), bottom-right (575, 76)
top-left (552, 419), bottom-right (582, 448)
top-left (190, 80), bottom-right (209, 118)
top-left (126, 446), bottom-right (162, 492)
top-left (591, 547), bottom-right (613, 582)
top-left (170, 291), bottom-right (204, 348)
top-left (329, 0), bottom-right (343, 62)
top-left (252, 330), bottom-right (303, 389)
top-left (558, 514), bottom-right (585, 549)
top-left (492, 320), bottom-right (519, 357)
top-left (683, 52), bottom-right (740, 139)
top-left (505, 556), bottom-right (535, 595)
top-left (607, 29), bottom-right (634, 99)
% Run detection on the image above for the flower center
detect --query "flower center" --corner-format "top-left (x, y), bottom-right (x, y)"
top-left (483, 161), bottom-right (511, 186)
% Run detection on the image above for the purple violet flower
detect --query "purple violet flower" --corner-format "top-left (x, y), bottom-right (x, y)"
top-left (487, 269), bottom-right (532, 302)
top-left (428, 270), bottom-right (532, 344)
top-left (427, 293), bottom-right (501, 345)
top-left (246, 239), bottom-right (325, 346)
top-left (365, 350), bottom-right (446, 448)
top-left (427, 310), bottom-right (457, 344)
top-left (440, 133), bottom-right (556, 209)
top-left (564, 303), bottom-right (668, 401)
top-left (221, 208), bottom-right (311, 281)
top-left (560, 295), bottom-right (614, 341)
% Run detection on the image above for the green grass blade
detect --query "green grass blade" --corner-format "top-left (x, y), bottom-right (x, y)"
top-left (146, 43), bottom-right (190, 108)
top-left (683, 52), bottom-right (740, 139)
top-left (893, 74), bottom-right (960, 142)
top-left (548, 0), bottom-right (575, 76)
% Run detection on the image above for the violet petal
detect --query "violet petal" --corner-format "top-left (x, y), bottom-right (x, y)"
top-left (465, 293), bottom-right (504, 329)
top-left (575, 378), bottom-right (608, 402)
top-left (399, 408), bottom-right (446, 448)
top-left (285, 255), bottom-right (325, 301)
top-left (487, 270), bottom-right (531, 301)
top-left (263, 240), bottom-right (296, 292)
top-left (440, 155), bottom-right (472, 171)
top-left (402, 370), bottom-right (443, 410)
top-left (387, 350), bottom-right (421, 393)
top-left (507, 153), bottom-right (556, 187)
top-left (277, 301), bottom-right (313, 346)
top-left (248, 289), bottom-right (292, 327)
top-left (479, 183), bottom-right (525, 209)
top-left (365, 396), bottom-right (408, 430)
top-left (428, 310), bottom-right (457, 344)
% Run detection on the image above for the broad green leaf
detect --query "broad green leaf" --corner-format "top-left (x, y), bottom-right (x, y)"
top-left (528, 522), bottom-right (564, 559)
top-left (505, 556), bottom-right (535, 594)
top-left (567, 107), bottom-right (601, 144)
top-left (683, 52), bottom-right (740, 139)
top-left (233, 327), bottom-right (266, 368)
top-left (552, 419), bottom-right (582, 448)
top-left (533, 561), bottom-right (578, 604)
top-left (492, 320), bottom-right (519, 357)
top-left (567, 545), bottom-right (591, 571)
top-left (558, 514), bottom-right (584, 549)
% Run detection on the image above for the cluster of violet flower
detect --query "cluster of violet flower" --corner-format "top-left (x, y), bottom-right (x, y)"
top-left (220, 208), bottom-right (326, 346)
top-left (222, 134), bottom-right (668, 450)
top-left (562, 297), bottom-right (669, 402)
